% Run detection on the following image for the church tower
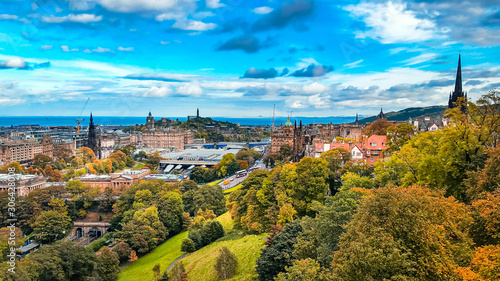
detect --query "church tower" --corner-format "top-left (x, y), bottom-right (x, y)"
top-left (448, 54), bottom-right (467, 112)
top-left (377, 108), bottom-right (386, 120)
top-left (88, 113), bottom-right (99, 158)
top-left (146, 111), bottom-right (155, 131)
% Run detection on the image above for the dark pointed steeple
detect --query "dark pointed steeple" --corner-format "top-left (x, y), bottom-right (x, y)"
top-left (448, 54), bottom-right (467, 112)
top-left (454, 54), bottom-right (462, 96)
top-left (355, 113), bottom-right (359, 125)
top-left (377, 108), bottom-right (386, 120)
top-left (88, 112), bottom-right (99, 158)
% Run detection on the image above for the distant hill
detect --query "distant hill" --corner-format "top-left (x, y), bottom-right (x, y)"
top-left (357, 106), bottom-right (448, 124)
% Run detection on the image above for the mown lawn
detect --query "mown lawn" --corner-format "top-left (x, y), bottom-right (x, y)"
top-left (206, 179), bottom-right (223, 186)
top-left (117, 212), bottom-right (236, 281)
top-left (223, 183), bottom-right (243, 194)
top-left (132, 163), bottom-right (145, 170)
top-left (117, 231), bottom-right (188, 281)
top-left (181, 232), bottom-right (266, 281)
top-left (180, 212), bottom-right (265, 281)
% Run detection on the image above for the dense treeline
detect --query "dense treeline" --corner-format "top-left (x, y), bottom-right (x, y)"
top-left (250, 91), bottom-right (500, 281)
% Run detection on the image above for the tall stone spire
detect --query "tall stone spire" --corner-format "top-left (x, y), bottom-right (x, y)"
top-left (449, 54), bottom-right (466, 111)
top-left (377, 108), bottom-right (386, 120)
top-left (88, 112), bottom-right (99, 158)
top-left (355, 113), bottom-right (359, 125)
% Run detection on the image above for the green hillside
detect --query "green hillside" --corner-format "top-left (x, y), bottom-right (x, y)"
top-left (181, 213), bottom-right (266, 281)
top-left (357, 105), bottom-right (447, 124)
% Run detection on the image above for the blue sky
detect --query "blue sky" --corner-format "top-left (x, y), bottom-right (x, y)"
top-left (0, 0), bottom-right (499, 118)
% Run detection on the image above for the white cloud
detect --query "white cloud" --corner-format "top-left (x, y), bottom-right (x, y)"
top-left (177, 83), bottom-right (203, 96)
top-left (345, 1), bottom-right (437, 43)
top-left (55, 7), bottom-right (63, 13)
top-left (252, 6), bottom-right (273, 14)
top-left (155, 12), bottom-right (178, 21)
top-left (193, 11), bottom-right (215, 20)
top-left (288, 100), bottom-right (308, 109)
top-left (0, 58), bottom-right (25, 68)
top-left (96, 0), bottom-right (189, 13)
top-left (93, 47), bottom-right (113, 53)
top-left (0, 14), bottom-right (18, 20)
top-left (0, 98), bottom-right (25, 105)
top-left (160, 41), bottom-right (170, 45)
top-left (206, 0), bottom-right (224, 9)
top-left (118, 46), bottom-right (134, 51)
top-left (42, 14), bottom-right (102, 23)
top-left (40, 45), bottom-right (53, 51)
top-left (343, 59), bottom-right (364, 69)
top-left (401, 53), bottom-right (438, 65)
top-left (303, 82), bottom-right (330, 93)
top-left (172, 20), bottom-right (217, 31)
top-left (83, 49), bottom-right (91, 53)
top-left (61, 46), bottom-right (79, 52)
top-left (141, 86), bottom-right (172, 97)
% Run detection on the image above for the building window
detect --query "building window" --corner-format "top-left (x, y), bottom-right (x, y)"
top-left (371, 143), bottom-right (377, 146)
top-left (371, 157), bottom-right (374, 161)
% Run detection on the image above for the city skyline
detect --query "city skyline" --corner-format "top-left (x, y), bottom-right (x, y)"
top-left (0, 0), bottom-right (499, 117)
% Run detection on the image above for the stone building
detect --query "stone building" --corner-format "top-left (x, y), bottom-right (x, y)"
top-left (270, 117), bottom-right (305, 161)
top-left (0, 137), bottom-right (53, 165)
top-left (0, 173), bottom-right (45, 196)
top-left (76, 168), bottom-right (151, 192)
top-left (142, 112), bottom-right (194, 150)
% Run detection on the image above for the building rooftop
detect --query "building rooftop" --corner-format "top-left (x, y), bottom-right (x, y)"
top-left (160, 148), bottom-right (240, 162)
top-left (0, 174), bottom-right (42, 181)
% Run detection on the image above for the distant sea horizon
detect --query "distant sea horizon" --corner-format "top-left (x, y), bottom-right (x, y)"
top-left (0, 116), bottom-right (361, 127)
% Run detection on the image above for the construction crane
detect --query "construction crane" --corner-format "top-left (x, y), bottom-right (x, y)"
top-left (75, 98), bottom-right (90, 133)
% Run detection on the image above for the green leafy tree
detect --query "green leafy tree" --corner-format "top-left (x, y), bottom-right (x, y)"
top-left (293, 189), bottom-right (369, 267)
top-left (32, 154), bottom-right (52, 169)
top-left (157, 192), bottom-right (184, 235)
top-left (0, 162), bottom-right (25, 174)
top-left (386, 122), bottom-right (418, 152)
top-left (112, 241), bottom-right (132, 264)
top-left (256, 221), bottom-right (303, 281)
top-left (275, 258), bottom-right (331, 281)
top-left (97, 248), bottom-right (120, 281)
top-left (278, 144), bottom-right (293, 161)
top-left (320, 148), bottom-right (351, 194)
top-left (180, 238), bottom-right (196, 253)
top-left (31, 198), bottom-right (72, 243)
top-left (332, 186), bottom-right (473, 281)
top-left (153, 264), bottom-right (161, 281)
top-left (192, 185), bottom-right (226, 216)
top-left (340, 172), bottom-right (374, 191)
top-left (214, 247), bottom-right (238, 280)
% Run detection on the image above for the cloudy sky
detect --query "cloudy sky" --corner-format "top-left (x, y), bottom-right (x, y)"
top-left (0, 0), bottom-right (499, 118)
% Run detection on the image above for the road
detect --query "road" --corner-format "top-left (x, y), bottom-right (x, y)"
top-left (219, 163), bottom-right (267, 190)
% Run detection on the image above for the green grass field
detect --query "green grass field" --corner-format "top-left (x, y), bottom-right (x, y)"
top-left (132, 163), bottom-right (145, 170)
top-left (182, 233), bottom-right (265, 281)
top-left (207, 179), bottom-right (223, 186)
top-left (117, 212), bottom-right (237, 281)
top-left (117, 231), bottom-right (188, 281)
top-left (223, 183), bottom-right (243, 194)
top-left (179, 212), bottom-right (265, 281)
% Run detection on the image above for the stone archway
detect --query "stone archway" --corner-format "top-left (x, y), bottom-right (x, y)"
top-left (76, 227), bottom-right (84, 238)
top-left (88, 227), bottom-right (102, 238)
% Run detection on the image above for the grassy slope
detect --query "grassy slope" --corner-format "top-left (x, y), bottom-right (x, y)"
top-left (117, 213), bottom-right (237, 281)
top-left (132, 163), bottom-right (145, 170)
top-left (182, 212), bottom-right (266, 281)
top-left (223, 183), bottom-right (243, 194)
top-left (117, 231), bottom-right (188, 281)
top-left (207, 179), bottom-right (223, 186)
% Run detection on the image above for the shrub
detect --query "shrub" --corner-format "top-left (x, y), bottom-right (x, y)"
top-left (180, 238), bottom-right (196, 253)
top-left (214, 247), bottom-right (238, 280)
